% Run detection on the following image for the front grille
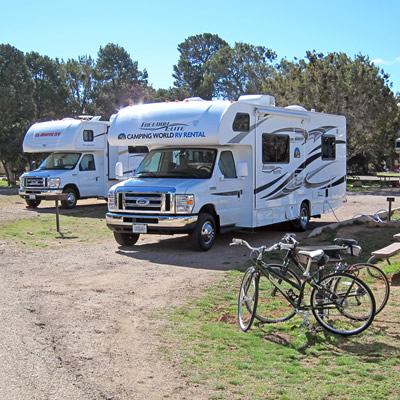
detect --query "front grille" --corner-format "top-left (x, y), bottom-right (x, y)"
top-left (24, 176), bottom-right (46, 188)
top-left (117, 190), bottom-right (174, 213)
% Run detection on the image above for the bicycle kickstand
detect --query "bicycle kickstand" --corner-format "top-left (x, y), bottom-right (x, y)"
top-left (299, 311), bottom-right (310, 336)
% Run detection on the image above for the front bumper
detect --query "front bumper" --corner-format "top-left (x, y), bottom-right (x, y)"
top-left (106, 212), bottom-right (198, 235)
top-left (19, 189), bottom-right (63, 198)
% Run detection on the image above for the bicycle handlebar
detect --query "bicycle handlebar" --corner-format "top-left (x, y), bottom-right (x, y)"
top-left (230, 233), bottom-right (299, 254)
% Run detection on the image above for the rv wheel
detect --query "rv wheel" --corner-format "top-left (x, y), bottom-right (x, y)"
top-left (61, 188), bottom-right (78, 209)
top-left (291, 202), bottom-right (310, 232)
top-left (191, 213), bottom-right (216, 251)
top-left (113, 232), bottom-right (140, 246)
top-left (25, 198), bottom-right (41, 208)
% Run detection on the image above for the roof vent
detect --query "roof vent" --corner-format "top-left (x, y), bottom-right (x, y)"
top-left (183, 97), bottom-right (205, 102)
top-left (285, 105), bottom-right (308, 111)
top-left (237, 95), bottom-right (275, 106)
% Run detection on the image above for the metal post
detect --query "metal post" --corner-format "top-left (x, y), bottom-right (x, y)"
top-left (387, 197), bottom-right (395, 221)
top-left (55, 198), bottom-right (60, 232)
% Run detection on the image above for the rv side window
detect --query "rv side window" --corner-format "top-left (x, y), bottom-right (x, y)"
top-left (128, 146), bottom-right (149, 154)
top-left (262, 134), bottom-right (290, 163)
top-left (218, 151), bottom-right (237, 178)
top-left (321, 135), bottom-right (336, 160)
top-left (83, 130), bottom-right (94, 142)
top-left (233, 113), bottom-right (250, 132)
top-left (79, 154), bottom-right (95, 171)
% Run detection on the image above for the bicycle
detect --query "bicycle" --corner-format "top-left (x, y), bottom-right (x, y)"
top-left (231, 237), bottom-right (376, 336)
top-left (291, 236), bottom-right (390, 315)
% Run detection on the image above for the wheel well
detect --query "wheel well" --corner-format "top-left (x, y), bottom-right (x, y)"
top-left (63, 184), bottom-right (80, 199)
top-left (301, 199), bottom-right (311, 215)
top-left (198, 204), bottom-right (220, 232)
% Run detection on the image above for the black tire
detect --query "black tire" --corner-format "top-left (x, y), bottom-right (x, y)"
top-left (291, 201), bottom-right (310, 232)
top-left (61, 188), bottom-right (78, 209)
top-left (255, 264), bottom-right (300, 323)
top-left (344, 263), bottom-right (390, 315)
top-left (25, 198), bottom-right (41, 208)
top-left (311, 273), bottom-right (375, 336)
top-left (113, 232), bottom-right (140, 246)
top-left (238, 267), bottom-right (258, 332)
top-left (190, 213), bottom-right (216, 251)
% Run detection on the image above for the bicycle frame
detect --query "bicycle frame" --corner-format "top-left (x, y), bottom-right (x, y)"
top-left (254, 255), bottom-right (350, 314)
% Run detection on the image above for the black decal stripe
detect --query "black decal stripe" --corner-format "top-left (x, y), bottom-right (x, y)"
top-left (254, 174), bottom-right (287, 195)
top-left (298, 152), bottom-right (321, 170)
top-left (211, 191), bottom-right (241, 196)
top-left (309, 144), bottom-right (322, 155)
top-left (260, 174), bottom-right (295, 199)
top-left (320, 176), bottom-right (346, 190)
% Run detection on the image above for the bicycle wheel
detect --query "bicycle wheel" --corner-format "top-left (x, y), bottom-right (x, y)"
top-left (311, 273), bottom-right (375, 336)
top-left (238, 267), bottom-right (258, 332)
top-left (255, 264), bottom-right (300, 324)
top-left (348, 263), bottom-right (390, 315)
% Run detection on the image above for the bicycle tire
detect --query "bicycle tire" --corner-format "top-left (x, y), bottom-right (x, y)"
top-left (347, 263), bottom-right (390, 315)
top-left (255, 264), bottom-right (300, 323)
top-left (238, 267), bottom-right (258, 332)
top-left (311, 273), bottom-right (375, 336)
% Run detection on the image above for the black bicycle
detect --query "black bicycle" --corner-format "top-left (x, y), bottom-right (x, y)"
top-left (231, 237), bottom-right (376, 336)
top-left (280, 235), bottom-right (389, 315)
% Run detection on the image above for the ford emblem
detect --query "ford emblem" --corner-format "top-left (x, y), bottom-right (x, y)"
top-left (137, 198), bottom-right (150, 206)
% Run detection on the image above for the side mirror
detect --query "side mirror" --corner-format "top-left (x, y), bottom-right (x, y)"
top-left (30, 161), bottom-right (36, 171)
top-left (115, 162), bottom-right (124, 180)
top-left (237, 162), bottom-right (248, 177)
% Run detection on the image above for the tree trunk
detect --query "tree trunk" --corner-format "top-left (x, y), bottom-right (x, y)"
top-left (0, 160), bottom-right (16, 186)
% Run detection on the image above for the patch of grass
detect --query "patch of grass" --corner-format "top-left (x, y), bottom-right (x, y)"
top-left (161, 271), bottom-right (400, 400)
top-left (0, 213), bottom-right (111, 248)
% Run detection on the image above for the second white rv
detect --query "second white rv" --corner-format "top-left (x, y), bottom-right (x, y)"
top-left (106, 95), bottom-right (346, 251)
top-left (19, 116), bottom-right (146, 208)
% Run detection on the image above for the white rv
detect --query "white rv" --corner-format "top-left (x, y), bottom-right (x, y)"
top-left (106, 95), bottom-right (346, 251)
top-left (19, 116), bottom-right (146, 208)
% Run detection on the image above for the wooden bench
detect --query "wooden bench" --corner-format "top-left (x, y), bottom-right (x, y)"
top-left (368, 240), bottom-right (400, 265)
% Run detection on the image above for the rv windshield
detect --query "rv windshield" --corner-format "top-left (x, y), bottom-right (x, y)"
top-left (136, 148), bottom-right (217, 179)
top-left (39, 153), bottom-right (81, 170)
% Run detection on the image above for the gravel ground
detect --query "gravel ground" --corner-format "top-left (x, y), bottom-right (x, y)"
top-left (0, 187), bottom-right (399, 399)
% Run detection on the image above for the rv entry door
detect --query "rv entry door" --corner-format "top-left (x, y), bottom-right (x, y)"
top-left (215, 151), bottom-right (243, 227)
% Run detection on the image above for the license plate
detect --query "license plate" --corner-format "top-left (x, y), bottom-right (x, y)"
top-left (132, 224), bottom-right (147, 233)
top-left (29, 194), bottom-right (36, 200)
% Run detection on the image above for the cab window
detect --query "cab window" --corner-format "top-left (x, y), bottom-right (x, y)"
top-left (219, 151), bottom-right (237, 178)
top-left (79, 154), bottom-right (95, 171)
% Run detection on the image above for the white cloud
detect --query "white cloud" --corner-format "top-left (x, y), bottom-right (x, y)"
top-left (371, 58), bottom-right (387, 65)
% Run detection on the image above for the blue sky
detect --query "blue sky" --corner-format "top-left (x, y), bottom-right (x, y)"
top-left (2, 0), bottom-right (399, 96)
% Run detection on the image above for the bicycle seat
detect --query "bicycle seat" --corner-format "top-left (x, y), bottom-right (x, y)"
top-left (297, 249), bottom-right (325, 261)
top-left (334, 238), bottom-right (358, 246)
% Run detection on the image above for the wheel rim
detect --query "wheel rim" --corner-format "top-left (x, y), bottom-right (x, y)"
top-left (200, 220), bottom-right (215, 246)
top-left (67, 192), bottom-right (76, 206)
top-left (300, 207), bottom-right (309, 228)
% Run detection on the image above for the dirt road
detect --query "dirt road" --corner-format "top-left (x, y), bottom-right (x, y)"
top-left (0, 188), bottom-right (398, 399)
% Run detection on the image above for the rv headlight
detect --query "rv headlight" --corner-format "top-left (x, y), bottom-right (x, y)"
top-left (176, 194), bottom-right (195, 213)
top-left (108, 189), bottom-right (116, 211)
top-left (19, 176), bottom-right (24, 189)
top-left (48, 177), bottom-right (60, 188)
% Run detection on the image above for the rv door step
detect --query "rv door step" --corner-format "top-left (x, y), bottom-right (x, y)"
top-left (219, 224), bottom-right (236, 234)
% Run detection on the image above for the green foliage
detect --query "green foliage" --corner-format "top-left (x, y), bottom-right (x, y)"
top-left (0, 44), bottom-right (35, 185)
top-left (172, 33), bottom-right (228, 99)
